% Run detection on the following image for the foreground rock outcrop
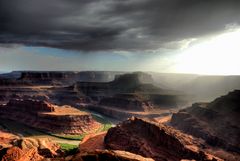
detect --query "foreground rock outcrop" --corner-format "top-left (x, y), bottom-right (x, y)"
top-left (0, 137), bottom-right (63, 161)
top-left (1, 146), bottom-right (43, 161)
top-left (79, 132), bottom-right (107, 154)
top-left (14, 138), bottom-right (62, 158)
top-left (0, 136), bottom-right (63, 161)
top-left (0, 130), bottom-right (19, 150)
top-left (171, 90), bottom-right (240, 155)
top-left (71, 150), bottom-right (154, 161)
top-left (104, 117), bottom-right (221, 161)
top-left (0, 99), bottom-right (101, 134)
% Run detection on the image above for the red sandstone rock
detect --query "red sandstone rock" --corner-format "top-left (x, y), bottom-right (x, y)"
top-left (99, 95), bottom-right (153, 112)
top-left (171, 90), bottom-right (240, 160)
top-left (79, 132), bottom-right (107, 154)
top-left (105, 117), bottom-right (222, 161)
top-left (7, 99), bottom-right (55, 112)
top-left (0, 99), bottom-right (101, 135)
top-left (1, 146), bottom-right (43, 161)
top-left (0, 130), bottom-right (19, 149)
top-left (14, 138), bottom-right (62, 158)
top-left (71, 149), bottom-right (154, 161)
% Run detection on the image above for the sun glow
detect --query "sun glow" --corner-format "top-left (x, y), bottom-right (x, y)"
top-left (174, 29), bottom-right (240, 75)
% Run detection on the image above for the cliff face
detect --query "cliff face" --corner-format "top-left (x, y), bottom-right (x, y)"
top-left (19, 71), bottom-right (79, 85)
top-left (112, 72), bottom-right (154, 89)
top-left (104, 117), bottom-right (221, 161)
top-left (74, 72), bottom-right (186, 113)
top-left (0, 78), bottom-right (28, 86)
top-left (0, 99), bottom-right (100, 134)
top-left (20, 72), bottom-right (74, 80)
top-left (171, 90), bottom-right (240, 154)
top-left (99, 96), bottom-right (153, 112)
top-left (18, 71), bottom-right (122, 85)
top-left (7, 99), bottom-right (55, 113)
top-left (74, 72), bottom-right (158, 97)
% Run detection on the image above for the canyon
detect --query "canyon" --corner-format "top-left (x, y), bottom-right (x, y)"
top-left (0, 71), bottom-right (239, 160)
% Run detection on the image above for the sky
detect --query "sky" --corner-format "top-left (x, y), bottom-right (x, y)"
top-left (0, 0), bottom-right (240, 75)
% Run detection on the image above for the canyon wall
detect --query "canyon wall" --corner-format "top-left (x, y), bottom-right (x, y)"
top-left (0, 99), bottom-right (100, 134)
top-left (171, 90), bottom-right (240, 154)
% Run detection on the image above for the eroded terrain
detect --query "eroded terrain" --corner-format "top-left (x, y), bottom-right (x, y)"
top-left (0, 71), bottom-right (239, 160)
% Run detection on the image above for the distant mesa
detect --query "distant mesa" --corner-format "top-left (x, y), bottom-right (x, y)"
top-left (74, 72), bottom-right (185, 104)
top-left (74, 72), bottom-right (186, 120)
top-left (74, 72), bottom-right (158, 96)
top-left (112, 72), bottom-right (154, 89)
top-left (17, 71), bottom-right (123, 85)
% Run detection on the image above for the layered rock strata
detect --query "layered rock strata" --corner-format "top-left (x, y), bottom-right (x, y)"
top-left (171, 90), bottom-right (240, 154)
top-left (0, 99), bottom-right (100, 134)
top-left (104, 117), bottom-right (222, 161)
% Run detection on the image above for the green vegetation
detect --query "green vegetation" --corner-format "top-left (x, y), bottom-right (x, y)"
top-left (92, 114), bottom-right (113, 132)
top-left (50, 133), bottom-right (86, 140)
top-left (0, 119), bottom-right (46, 136)
top-left (59, 143), bottom-right (78, 156)
top-left (97, 123), bottom-right (112, 132)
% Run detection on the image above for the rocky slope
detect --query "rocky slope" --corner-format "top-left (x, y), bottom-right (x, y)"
top-left (1, 116), bottom-right (235, 161)
top-left (0, 133), bottom-right (154, 161)
top-left (0, 137), bottom-right (63, 161)
top-left (1, 146), bottom-right (43, 161)
top-left (0, 99), bottom-right (101, 134)
top-left (104, 117), bottom-right (221, 161)
top-left (71, 150), bottom-right (154, 161)
top-left (171, 90), bottom-right (240, 155)
top-left (14, 138), bottom-right (62, 158)
top-left (0, 130), bottom-right (19, 150)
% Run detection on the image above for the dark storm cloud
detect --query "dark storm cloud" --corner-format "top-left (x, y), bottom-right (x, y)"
top-left (0, 0), bottom-right (240, 51)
